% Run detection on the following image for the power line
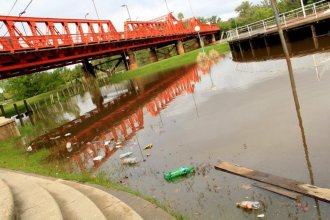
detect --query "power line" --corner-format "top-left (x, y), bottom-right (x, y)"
top-left (0, 0), bottom-right (19, 31)
top-left (1, 0), bottom-right (33, 37)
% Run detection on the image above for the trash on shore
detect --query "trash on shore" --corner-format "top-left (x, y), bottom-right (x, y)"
top-left (104, 140), bottom-right (111, 146)
top-left (50, 135), bottom-right (61, 140)
top-left (93, 155), bottom-right (104, 161)
top-left (122, 157), bottom-right (138, 165)
top-left (257, 214), bottom-right (265, 218)
top-left (26, 146), bottom-right (33, 152)
top-left (66, 142), bottom-right (72, 152)
top-left (115, 141), bottom-right (122, 148)
top-left (64, 133), bottom-right (71, 137)
top-left (144, 144), bottom-right (153, 150)
top-left (236, 201), bottom-right (261, 210)
top-left (119, 152), bottom-right (133, 159)
top-left (146, 153), bottom-right (151, 157)
top-left (164, 166), bottom-right (195, 181)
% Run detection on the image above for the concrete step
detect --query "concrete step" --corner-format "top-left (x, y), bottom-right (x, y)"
top-left (1, 171), bottom-right (108, 220)
top-left (0, 178), bottom-right (15, 220)
top-left (62, 180), bottom-right (143, 220)
top-left (1, 172), bottom-right (63, 220)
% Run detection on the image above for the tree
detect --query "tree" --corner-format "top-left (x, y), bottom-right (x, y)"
top-left (178, 12), bottom-right (184, 20)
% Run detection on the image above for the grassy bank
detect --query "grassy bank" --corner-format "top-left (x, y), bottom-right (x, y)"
top-left (0, 127), bottom-right (187, 219)
top-left (111, 42), bottom-right (229, 82)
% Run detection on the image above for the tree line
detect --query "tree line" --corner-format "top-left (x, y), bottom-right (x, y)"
top-left (178, 0), bottom-right (320, 34)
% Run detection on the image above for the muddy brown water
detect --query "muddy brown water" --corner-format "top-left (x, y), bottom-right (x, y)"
top-left (28, 40), bottom-right (330, 219)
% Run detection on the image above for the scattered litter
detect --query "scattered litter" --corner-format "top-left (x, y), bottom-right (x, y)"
top-left (122, 157), bottom-right (138, 165)
top-left (115, 144), bottom-right (122, 149)
top-left (242, 184), bottom-right (252, 190)
top-left (119, 152), bottom-right (133, 159)
top-left (66, 142), bottom-right (73, 152)
top-left (257, 214), bottom-right (265, 218)
top-left (164, 166), bottom-right (195, 181)
top-left (87, 149), bottom-right (94, 155)
top-left (93, 155), bottom-right (104, 161)
top-left (64, 133), bottom-right (71, 137)
top-left (236, 201), bottom-right (261, 210)
top-left (144, 144), bottom-right (153, 150)
top-left (146, 153), bottom-right (151, 157)
top-left (50, 136), bottom-right (61, 140)
top-left (26, 146), bottom-right (33, 152)
top-left (104, 140), bottom-right (111, 145)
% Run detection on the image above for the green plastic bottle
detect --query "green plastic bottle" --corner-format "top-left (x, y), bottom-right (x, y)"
top-left (164, 166), bottom-right (195, 181)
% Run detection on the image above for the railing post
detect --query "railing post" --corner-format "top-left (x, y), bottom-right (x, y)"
top-left (313, 3), bottom-right (317, 18)
top-left (247, 25), bottom-right (251, 37)
top-left (283, 15), bottom-right (287, 27)
top-left (236, 28), bottom-right (239, 39)
top-left (263, 20), bottom-right (266, 32)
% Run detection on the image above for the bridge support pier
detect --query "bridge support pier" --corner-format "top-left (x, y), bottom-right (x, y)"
top-left (238, 42), bottom-right (245, 60)
top-left (82, 60), bottom-right (96, 77)
top-left (211, 34), bottom-right (216, 43)
top-left (127, 51), bottom-right (138, 70)
top-left (248, 40), bottom-right (256, 58)
top-left (283, 31), bottom-right (292, 54)
top-left (176, 40), bottom-right (185, 55)
top-left (149, 48), bottom-right (158, 63)
top-left (311, 25), bottom-right (319, 49)
top-left (264, 37), bottom-right (271, 56)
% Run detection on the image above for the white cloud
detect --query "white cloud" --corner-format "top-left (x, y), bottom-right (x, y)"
top-left (0, 0), bottom-right (262, 31)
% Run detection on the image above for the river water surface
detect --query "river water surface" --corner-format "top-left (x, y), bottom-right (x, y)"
top-left (28, 40), bottom-right (330, 219)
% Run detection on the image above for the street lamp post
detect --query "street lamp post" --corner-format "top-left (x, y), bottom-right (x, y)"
top-left (300, 0), bottom-right (306, 18)
top-left (84, 11), bottom-right (90, 19)
top-left (194, 26), bottom-right (204, 53)
top-left (121, 4), bottom-right (132, 21)
top-left (165, 0), bottom-right (170, 13)
top-left (91, 0), bottom-right (100, 19)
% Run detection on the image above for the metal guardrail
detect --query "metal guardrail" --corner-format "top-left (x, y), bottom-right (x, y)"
top-left (226, 0), bottom-right (330, 41)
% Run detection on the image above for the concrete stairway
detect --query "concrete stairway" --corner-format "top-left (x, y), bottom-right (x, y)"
top-left (0, 170), bottom-right (143, 220)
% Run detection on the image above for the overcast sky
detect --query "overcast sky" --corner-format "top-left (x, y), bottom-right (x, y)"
top-left (0, 0), bottom-right (262, 31)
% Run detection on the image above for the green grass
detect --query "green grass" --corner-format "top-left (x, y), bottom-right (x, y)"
top-left (110, 42), bottom-right (229, 82)
top-left (0, 128), bottom-right (187, 219)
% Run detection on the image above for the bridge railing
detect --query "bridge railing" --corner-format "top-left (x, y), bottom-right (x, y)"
top-left (0, 13), bottom-right (219, 53)
top-left (226, 0), bottom-right (330, 41)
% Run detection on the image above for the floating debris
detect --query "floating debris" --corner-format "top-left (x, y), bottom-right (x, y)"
top-left (146, 153), bottom-right (151, 157)
top-left (164, 166), bottom-right (195, 181)
top-left (122, 157), bottom-right (138, 165)
top-left (93, 155), bottom-right (104, 161)
top-left (257, 214), bottom-right (265, 218)
top-left (144, 144), bottom-right (153, 150)
top-left (119, 152), bottom-right (133, 159)
top-left (236, 201), bottom-right (261, 210)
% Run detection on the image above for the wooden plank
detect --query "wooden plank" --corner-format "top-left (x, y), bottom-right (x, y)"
top-left (253, 182), bottom-right (302, 200)
top-left (215, 161), bottom-right (330, 202)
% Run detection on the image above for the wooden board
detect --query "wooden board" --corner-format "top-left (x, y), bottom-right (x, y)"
top-left (253, 182), bottom-right (302, 200)
top-left (215, 161), bottom-right (330, 202)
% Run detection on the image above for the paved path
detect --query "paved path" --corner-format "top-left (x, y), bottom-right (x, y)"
top-left (0, 169), bottom-right (175, 220)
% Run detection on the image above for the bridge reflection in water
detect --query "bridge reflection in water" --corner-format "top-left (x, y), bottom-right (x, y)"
top-left (30, 61), bottom-right (220, 173)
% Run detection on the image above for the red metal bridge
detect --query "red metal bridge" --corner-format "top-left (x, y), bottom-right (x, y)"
top-left (0, 13), bottom-right (219, 79)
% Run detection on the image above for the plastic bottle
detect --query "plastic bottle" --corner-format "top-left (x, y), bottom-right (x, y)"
top-left (122, 157), bottom-right (138, 165)
top-left (119, 152), bottom-right (133, 159)
top-left (236, 201), bottom-right (261, 210)
top-left (164, 166), bottom-right (195, 181)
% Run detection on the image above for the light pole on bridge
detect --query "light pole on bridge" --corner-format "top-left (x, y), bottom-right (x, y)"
top-left (300, 0), bottom-right (306, 18)
top-left (121, 4), bottom-right (132, 21)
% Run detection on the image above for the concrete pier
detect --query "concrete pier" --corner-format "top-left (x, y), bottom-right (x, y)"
top-left (0, 117), bottom-right (20, 140)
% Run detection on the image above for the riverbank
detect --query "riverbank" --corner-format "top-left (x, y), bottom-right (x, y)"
top-left (0, 126), bottom-right (186, 219)
top-left (1, 42), bottom-right (229, 118)
top-left (111, 42), bottom-right (229, 82)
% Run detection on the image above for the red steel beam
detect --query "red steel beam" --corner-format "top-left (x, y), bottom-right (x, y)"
top-left (0, 13), bottom-right (220, 79)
